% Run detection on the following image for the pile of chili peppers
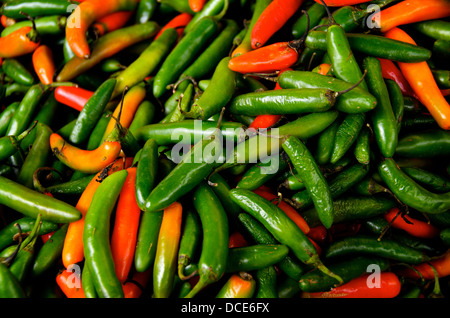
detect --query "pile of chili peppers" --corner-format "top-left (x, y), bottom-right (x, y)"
top-left (0, 0), bottom-right (449, 300)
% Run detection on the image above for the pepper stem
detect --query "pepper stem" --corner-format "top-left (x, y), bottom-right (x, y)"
top-left (288, 10), bottom-right (310, 52)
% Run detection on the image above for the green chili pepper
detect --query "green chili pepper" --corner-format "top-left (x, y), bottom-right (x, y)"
top-left (432, 70), bottom-right (450, 89)
top-left (31, 223), bottom-right (68, 277)
top-left (363, 56), bottom-right (398, 158)
top-left (134, 211), bottom-right (164, 272)
top-left (277, 276), bottom-right (301, 299)
top-left (306, 31), bottom-right (432, 63)
top-left (39, 173), bottom-right (95, 196)
top-left (135, 138), bottom-right (159, 210)
top-left (282, 136), bottom-right (334, 229)
top-left (255, 265), bottom-right (278, 298)
top-left (184, 181), bottom-right (229, 298)
top-left (277, 71), bottom-right (377, 113)
top-left (402, 167), bottom-right (450, 193)
top-left (230, 189), bottom-right (342, 283)
top-left (129, 100), bottom-right (156, 134)
top-left (291, 162), bottom-right (369, 210)
top-left (69, 78), bottom-right (116, 145)
top-left (185, 56), bottom-right (237, 120)
top-left (0, 0), bottom-right (79, 19)
top-left (324, 235), bottom-right (430, 264)
top-left (299, 256), bottom-right (390, 293)
top-left (82, 263), bottom-right (98, 298)
top-left (353, 125), bottom-right (371, 165)
top-left (17, 122), bottom-right (52, 188)
top-left (351, 176), bottom-right (391, 196)
top-left (226, 244), bottom-right (289, 273)
top-left (385, 79), bottom-right (404, 135)
top-left (0, 102), bottom-right (19, 137)
top-left (292, 2), bottom-right (327, 39)
top-left (183, 0), bottom-right (229, 34)
top-left (113, 27), bottom-right (178, 98)
top-left (0, 263), bottom-right (25, 298)
top-left (2, 58), bottom-right (35, 85)
top-left (83, 169), bottom-right (128, 298)
top-left (1, 15), bottom-right (66, 37)
top-left (161, 82), bottom-right (195, 124)
top-left (412, 20), bottom-right (450, 42)
top-left (315, 116), bottom-right (341, 165)
top-left (135, 0), bottom-right (158, 23)
top-left (178, 207), bottom-right (202, 280)
top-left (0, 122), bottom-right (36, 162)
top-left (153, 16), bottom-right (220, 98)
top-left (395, 129), bottom-right (450, 158)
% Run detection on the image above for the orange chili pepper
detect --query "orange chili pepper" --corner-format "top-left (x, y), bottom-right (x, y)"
top-left (66, 0), bottom-right (139, 59)
top-left (1, 15), bottom-right (15, 28)
top-left (32, 45), bottom-right (55, 85)
top-left (302, 272), bottom-right (402, 298)
top-left (216, 272), bottom-right (256, 298)
top-left (92, 10), bottom-right (134, 37)
top-left (101, 84), bottom-right (146, 141)
top-left (253, 188), bottom-right (310, 234)
top-left (189, 0), bottom-right (207, 12)
top-left (229, 231), bottom-right (249, 248)
top-left (384, 207), bottom-right (440, 239)
top-left (155, 12), bottom-right (193, 40)
top-left (0, 26), bottom-right (40, 58)
top-left (384, 27), bottom-right (450, 130)
top-left (371, 0), bottom-right (450, 33)
top-left (54, 86), bottom-right (94, 112)
top-left (56, 269), bottom-right (86, 298)
top-left (61, 157), bottom-right (133, 269)
top-left (315, 63), bottom-right (332, 76)
top-left (377, 58), bottom-right (417, 99)
top-left (122, 269), bottom-right (152, 298)
top-left (396, 250), bottom-right (450, 280)
top-left (251, 0), bottom-right (305, 49)
top-left (111, 167), bottom-right (141, 284)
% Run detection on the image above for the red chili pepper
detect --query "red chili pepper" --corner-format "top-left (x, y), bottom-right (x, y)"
top-left (154, 12), bottom-right (192, 40)
top-left (189, 0), bottom-right (207, 12)
top-left (251, 0), bottom-right (305, 49)
top-left (302, 272), bottom-right (402, 298)
top-left (307, 225), bottom-right (328, 245)
top-left (384, 208), bottom-right (440, 239)
top-left (41, 231), bottom-right (56, 244)
top-left (54, 86), bottom-right (94, 112)
top-left (32, 45), bottom-right (56, 85)
top-left (229, 231), bottom-right (249, 248)
top-left (111, 167), bottom-right (141, 284)
top-left (0, 26), bottom-right (40, 58)
top-left (396, 250), bottom-right (450, 280)
top-left (92, 10), bottom-right (134, 37)
top-left (56, 269), bottom-right (86, 298)
top-left (384, 27), bottom-right (450, 130)
top-left (377, 58), bottom-right (417, 99)
top-left (122, 269), bottom-right (152, 298)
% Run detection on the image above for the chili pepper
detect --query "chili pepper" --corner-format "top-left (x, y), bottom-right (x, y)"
top-left (412, 20), bottom-right (450, 42)
top-left (379, 158), bottom-right (450, 214)
top-left (54, 86), bottom-right (94, 112)
top-left (251, 0), bottom-right (304, 49)
top-left (17, 122), bottom-right (52, 189)
top-left (57, 21), bottom-right (159, 82)
top-left (134, 211), bottom-right (163, 273)
top-left (229, 231), bottom-right (248, 248)
top-left (134, 138), bottom-right (159, 210)
top-left (0, 174), bottom-right (81, 223)
top-left (155, 12), bottom-right (192, 40)
top-left (159, 0), bottom-right (195, 14)
top-left (299, 255), bottom-right (390, 293)
top-left (113, 28), bottom-right (178, 99)
top-left (351, 176), bottom-right (391, 196)
top-left (178, 207), bottom-right (202, 280)
top-left (384, 208), bottom-right (440, 240)
top-left (302, 272), bottom-right (402, 298)
top-left (363, 56), bottom-right (398, 158)
top-left (92, 10), bottom-right (133, 37)
top-left (1, 0), bottom-right (79, 19)
top-left (324, 234), bottom-right (430, 264)
top-left (277, 71), bottom-right (377, 113)
top-left (231, 0), bottom-right (271, 57)
top-left (184, 181), bottom-right (229, 298)
top-left (135, 0), bottom-right (158, 24)
top-left (255, 265), bottom-right (278, 298)
top-left (1, 14), bottom-right (66, 37)
top-left (226, 244), bottom-right (289, 273)
top-left (80, 262), bottom-right (97, 298)
top-left (161, 82), bottom-right (196, 124)
top-left (301, 195), bottom-right (396, 228)
top-left (32, 45), bottom-right (55, 85)
top-left (56, 267), bottom-right (86, 298)
top-left (175, 18), bottom-right (240, 94)
top-left (9, 214), bottom-right (42, 282)
top-left (292, 2), bottom-right (327, 40)
top-left (189, 0), bottom-right (207, 12)
top-left (370, 0), bottom-right (450, 33)
top-left (0, 24), bottom-right (40, 58)
top-left (396, 129), bottom-right (450, 158)
top-left (306, 30), bottom-right (432, 63)
top-left (31, 223), bottom-right (68, 277)
top-left (0, 121), bottom-right (35, 163)
top-left (291, 162), bottom-right (369, 210)
top-left (313, 0), bottom-right (372, 5)
top-left (83, 169), bottom-right (128, 298)
top-left (183, 0), bottom-right (228, 34)
top-left (433, 70), bottom-right (450, 90)
top-left (152, 16), bottom-right (220, 98)
top-left (110, 167), bottom-right (141, 284)
top-left (402, 167), bottom-right (450, 193)
top-left (385, 79), bottom-right (404, 135)
top-left (129, 100), bottom-right (157, 134)
top-left (353, 125), bottom-right (371, 165)
top-left (385, 27), bottom-right (450, 130)
top-left (282, 136), bottom-right (334, 229)
top-left (0, 263), bottom-right (25, 298)
top-left (1, 58), bottom-right (34, 86)
top-left (61, 157), bottom-right (132, 269)
top-left (153, 201), bottom-right (183, 298)
top-left (65, 0), bottom-right (138, 59)
top-left (237, 212), bottom-right (308, 280)
top-left (216, 272), bottom-right (256, 298)
top-left (230, 189), bottom-right (342, 283)
top-left (377, 58), bottom-right (417, 98)
top-left (0, 102), bottom-right (19, 137)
